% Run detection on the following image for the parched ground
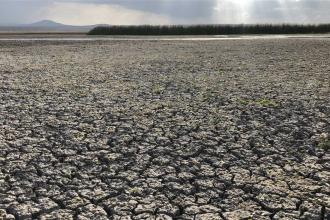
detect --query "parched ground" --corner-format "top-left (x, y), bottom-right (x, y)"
top-left (0, 38), bottom-right (329, 220)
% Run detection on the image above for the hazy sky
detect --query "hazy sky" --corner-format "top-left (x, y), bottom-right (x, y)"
top-left (1, 0), bottom-right (330, 25)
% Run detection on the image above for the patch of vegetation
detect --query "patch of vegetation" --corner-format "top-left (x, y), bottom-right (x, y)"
top-left (210, 108), bottom-right (223, 125)
top-left (88, 24), bottom-right (330, 35)
top-left (70, 85), bottom-right (89, 98)
top-left (237, 98), bottom-right (278, 107)
top-left (152, 84), bottom-right (165, 95)
top-left (129, 187), bottom-right (140, 194)
top-left (237, 98), bottom-right (250, 105)
top-left (212, 115), bottom-right (222, 125)
top-left (317, 138), bottom-right (330, 151)
top-left (201, 90), bottom-right (214, 102)
top-left (218, 70), bottom-right (224, 75)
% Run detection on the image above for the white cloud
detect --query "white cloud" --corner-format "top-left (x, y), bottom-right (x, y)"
top-left (213, 0), bottom-right (254, 23)
top-left (212, 0), bottom-right (330, 24)
top-left (38, 2), bottom-right (172, 25)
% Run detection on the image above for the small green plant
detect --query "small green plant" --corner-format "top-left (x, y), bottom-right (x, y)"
top-left (212, 115), bottom-right (222, 125)
top-left (237, 98), bottom-right (277, 107)
top-left (238, 98), bottom-right (250, 105)
top-left (256, 98), bottom-right (277, 107)
top-left (74, 90), bottom-right (88, 98)
top-left (74, 131), bottom-right (85, 140)
top-left (152, 85), bottom-right (165, 95)
top-left (128, 187), bottom-right (141, 195)
top-left (202, 90), bottom-right (214, 102)
top-left (210, 108), bottom-right (222, 125)
top-left (318, 136), bottom-right (330, 150)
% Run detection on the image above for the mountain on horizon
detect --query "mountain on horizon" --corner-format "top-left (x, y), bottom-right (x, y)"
top-left (26, 20), bottom-right (70, 27)
top-left (0, 20), bottom-right (109, 33)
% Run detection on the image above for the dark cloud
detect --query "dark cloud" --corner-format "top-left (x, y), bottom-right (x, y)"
top-left (0, 1), bottom-right (49, 25)
top-left (248, 0), bottom-right (330, 23)
top-left (0, 0), bottom-right (329, 25)
top-left (110, 0), bottom-right (216, 21)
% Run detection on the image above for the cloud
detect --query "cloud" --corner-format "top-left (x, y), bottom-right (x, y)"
top-left (213, 0), bottom-right (330, 24)
top-left (39, 2), bottom-right (172, 25)
top-left (0, 1), bottom-right (49, 25)
top-left (0, 0), bottom-right (330, 25)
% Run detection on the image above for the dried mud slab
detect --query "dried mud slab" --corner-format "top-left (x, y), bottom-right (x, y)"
top-left (0, 38), bottom-right (329, 219)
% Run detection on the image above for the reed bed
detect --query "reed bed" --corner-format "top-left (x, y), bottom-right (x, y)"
top-left (88, 24), bottom-right (330, 35)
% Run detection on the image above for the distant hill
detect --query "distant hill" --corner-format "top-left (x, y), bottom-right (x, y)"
top-left (0, 20), bottom-right (108, 33)
top-left (25, 20), bottom-right (71, 28)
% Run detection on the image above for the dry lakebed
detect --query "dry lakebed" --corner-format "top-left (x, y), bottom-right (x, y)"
top-left (0, 37), bottom-right (329, 219)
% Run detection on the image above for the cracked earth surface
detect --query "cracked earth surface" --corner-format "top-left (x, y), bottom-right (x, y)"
top-left (0, 39), bottom-right (329, 220)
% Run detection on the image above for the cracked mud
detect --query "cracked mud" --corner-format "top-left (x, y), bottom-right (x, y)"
top-left (0, 38), bottom-right (329, 219)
